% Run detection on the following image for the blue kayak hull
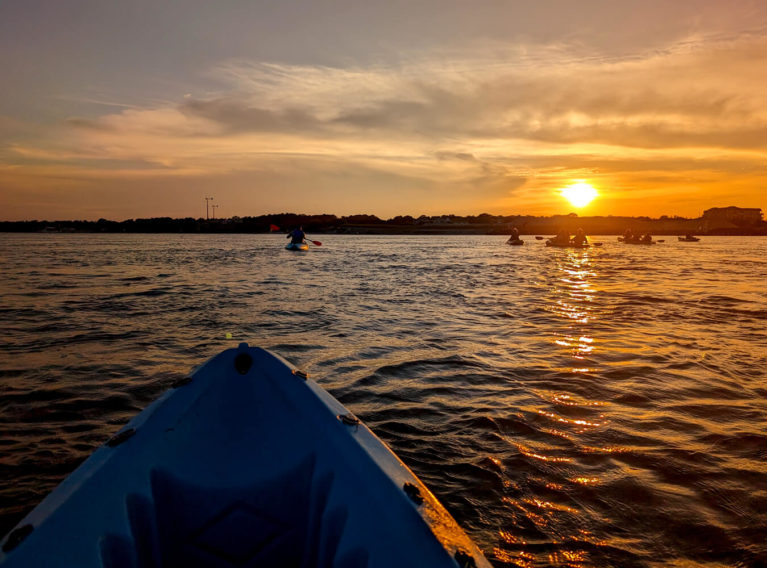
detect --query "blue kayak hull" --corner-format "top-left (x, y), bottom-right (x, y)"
top-left (286, 242), bottom-right (309, 251)
top-left (0, 344), bottom-right (490, 568)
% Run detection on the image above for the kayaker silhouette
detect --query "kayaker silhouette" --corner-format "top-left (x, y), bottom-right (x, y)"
top-left (572, 227), bottom-right (588, 246)
top-left (552, 228), bottom-right (570, 245)
top-left (287, 226), bottom-right (306, 244)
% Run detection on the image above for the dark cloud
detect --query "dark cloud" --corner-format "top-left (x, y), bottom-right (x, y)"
top-left (435, 151), bottom-right (476, 161)
top-left (66, 117), bottom-right (117, 131)
top-left (180, 98), bottom-right (322, 134)
top-left (332, 100), bottom-right (430, 130)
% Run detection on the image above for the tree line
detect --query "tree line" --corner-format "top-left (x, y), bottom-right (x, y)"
top-left (0, 213), bottom-right (516, 233)
top-left (1, 211), bottom-right (765, 235)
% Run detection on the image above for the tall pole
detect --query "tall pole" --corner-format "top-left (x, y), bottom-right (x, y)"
top-left (211, 204), bottom-right (219, 219)
top-left (205, 196), bottom-right (214, 220)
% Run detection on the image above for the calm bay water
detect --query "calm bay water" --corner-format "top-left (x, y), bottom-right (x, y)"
top-left (1, 233), bottom-right (766, 567)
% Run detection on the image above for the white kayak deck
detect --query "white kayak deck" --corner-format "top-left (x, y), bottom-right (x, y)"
top-left (0, 344), bottom-right (490, 568)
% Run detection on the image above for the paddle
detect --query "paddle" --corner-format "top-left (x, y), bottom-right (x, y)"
top-left (306, 238), bottom-right (322, 246)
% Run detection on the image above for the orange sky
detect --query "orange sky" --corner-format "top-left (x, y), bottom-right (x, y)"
top-left (1, 1), bottom-right (766, 221)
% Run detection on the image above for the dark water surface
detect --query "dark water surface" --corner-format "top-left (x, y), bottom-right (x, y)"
top-left (1, 233), bottom-right (766, 566)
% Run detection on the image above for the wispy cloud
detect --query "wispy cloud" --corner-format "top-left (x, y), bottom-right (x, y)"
top-left (5, 28), bottom-right (767, 218)
top-left (75, 31), bottom-right (767, 150)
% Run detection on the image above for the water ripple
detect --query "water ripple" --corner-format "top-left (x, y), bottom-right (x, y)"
top-left (1, 233), bottom-right (766, 566)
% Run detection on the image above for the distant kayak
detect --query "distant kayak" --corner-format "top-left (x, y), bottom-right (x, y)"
top-left (546, 240), bottom-right (590, 248)
top-left (618, 237), bottom-right (657, 245)
top-left (678, 236), bottom-right (700, 242)
top-left (0, 344), bottom-right (491, 568)
top-left (285, 242), bottom-right (309, 251)
top-left (506, 239), bottom-right (524, 246)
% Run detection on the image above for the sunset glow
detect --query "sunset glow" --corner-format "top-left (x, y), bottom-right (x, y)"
top-left (561, 182), bottom-right (598, 208)
top-left (1, 2), bottom-right (766, 220)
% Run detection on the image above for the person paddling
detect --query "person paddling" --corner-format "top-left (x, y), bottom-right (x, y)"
top-left (572, 227), bottom-right (588, 246)
top-left (551, 228), bottom-right (571, 245)
top-left (287, 226), bottom-right (306, 245)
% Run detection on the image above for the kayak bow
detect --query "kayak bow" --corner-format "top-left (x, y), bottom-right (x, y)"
top-left (0, 344), bottom-right (491, 568)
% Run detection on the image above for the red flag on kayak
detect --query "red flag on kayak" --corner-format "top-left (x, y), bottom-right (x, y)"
top-left (269, 224), bottom-right (280, 232)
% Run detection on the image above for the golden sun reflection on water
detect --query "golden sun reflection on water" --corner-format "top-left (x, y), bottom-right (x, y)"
top-left (551, 300), bottom-right (591, 324)
top-left (553, 335), bottom-right (594, 359)
top-left (547, 393), bottom-right (604, 407)
top-left (523, 497), bottom-right (579, 514)
top-left (573, 476), bottom-right (601, 486)
top-left (536, 409), bottom-right (602, 429)
top-left (495, 247), bottom-right (615, 566)
top-left (545, 249), bottom-right (603, 372)
top-left (492, 546), bottom-right (535, 568)
top-left (498, 529), bottom-right (525, 546)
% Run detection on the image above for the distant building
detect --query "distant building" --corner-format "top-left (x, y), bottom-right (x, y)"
top-left (702, 206), bottom-right (763, 229)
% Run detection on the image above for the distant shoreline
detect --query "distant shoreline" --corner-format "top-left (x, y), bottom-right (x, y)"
top-left (3, 230), bottom-right (765, 236)
top-left (1, 209), bottom-right (765, 236)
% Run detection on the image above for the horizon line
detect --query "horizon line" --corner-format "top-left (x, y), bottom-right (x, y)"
top-left (2, 205), bottom-right (765, 225)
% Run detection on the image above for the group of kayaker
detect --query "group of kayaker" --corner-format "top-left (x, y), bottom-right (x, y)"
top-left (621, 228), bottom-right (653, 244)
top-left (507, 226), bottom-right (592, 247)
top-left (548, 227), bottom-right (589, 246)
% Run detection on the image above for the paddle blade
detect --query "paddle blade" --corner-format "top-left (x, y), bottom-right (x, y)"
top-left (310, 240), bottom-right (322, 246)
top-left (269, 224), bottom-right (280, 232)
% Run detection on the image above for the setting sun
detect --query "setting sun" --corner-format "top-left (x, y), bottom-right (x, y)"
top-left (561, 182), bottom-right (598, 208)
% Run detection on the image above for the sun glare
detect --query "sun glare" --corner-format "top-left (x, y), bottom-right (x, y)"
top-left (561, 182), bottom-right (598, 208)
